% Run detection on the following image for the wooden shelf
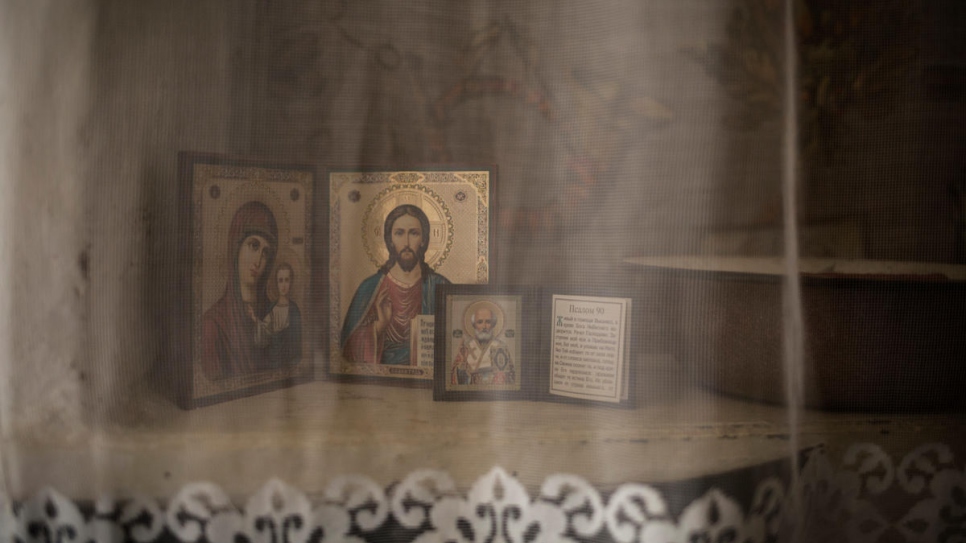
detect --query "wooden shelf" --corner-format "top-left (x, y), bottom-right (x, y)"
top-left (3, 356), bottom-right (963, 500)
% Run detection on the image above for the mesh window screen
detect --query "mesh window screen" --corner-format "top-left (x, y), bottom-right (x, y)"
top-left (0, 1), bottom-right (964, 541)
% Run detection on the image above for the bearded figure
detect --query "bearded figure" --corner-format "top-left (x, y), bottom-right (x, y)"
top-left (451, 304), bottom-right (515, 385)
top-left (340, 205), bottom-right (450, 365)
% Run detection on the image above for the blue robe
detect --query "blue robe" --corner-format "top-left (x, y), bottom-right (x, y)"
top-left (263, 301), bottom-right (301, 370)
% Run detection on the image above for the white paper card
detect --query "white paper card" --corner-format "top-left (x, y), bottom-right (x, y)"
top-left (549, 295), bottom-right (630, 403)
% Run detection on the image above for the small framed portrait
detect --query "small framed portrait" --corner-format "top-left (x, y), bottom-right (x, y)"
top-left (447, 296), bottom-right (523, 391)
top-left (174, 153), bottom-right (317, 408)
top-left (328, 168), bottom-right (493, 385)
top-left (434, 285), bottom-right (535, 402)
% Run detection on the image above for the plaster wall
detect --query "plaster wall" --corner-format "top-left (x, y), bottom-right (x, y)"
top-left (1, 0), bottom-right (253, 451)
top-left (0, 0), bottom-right (95, 447)
top-left (86, 0), bottom-right (251, 425)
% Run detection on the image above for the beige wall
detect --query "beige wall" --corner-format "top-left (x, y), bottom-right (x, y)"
top-left (1, 0), bottom-right (256, 444)
top-left (0, 1), bottom-right (95, 444)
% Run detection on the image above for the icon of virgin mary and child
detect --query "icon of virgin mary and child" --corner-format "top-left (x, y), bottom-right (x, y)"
top-left (201, 201), bottom-right (302, 380)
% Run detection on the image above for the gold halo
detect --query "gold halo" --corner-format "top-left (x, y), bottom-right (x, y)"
top-left (361, 185), bottom-right (453, 270)
top-left (463, 300), bottom-right (505, 339)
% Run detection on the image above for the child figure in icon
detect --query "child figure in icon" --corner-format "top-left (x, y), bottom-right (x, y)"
top-left (451, 301), bottom-right (515, 386)
top-left (254, 262), bottom-right (302, 369)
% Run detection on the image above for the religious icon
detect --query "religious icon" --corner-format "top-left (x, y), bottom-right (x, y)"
top-left (451, 300), bottom-right (517, 387)
top-left (328, 169), bottom-right (492, 383)
top-left (175, 153), bottom-right (316, 408)
top-left (340, 205), bottom-right (451, 365)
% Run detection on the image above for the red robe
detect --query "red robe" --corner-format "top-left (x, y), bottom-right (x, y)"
top-left (202, 294), bottom-right (259, 379)
top-left (343, 274), bottom-right (423, 365)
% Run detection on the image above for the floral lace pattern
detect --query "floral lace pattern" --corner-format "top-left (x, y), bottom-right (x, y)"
top-left (1, 443), bottom-right (963, 542)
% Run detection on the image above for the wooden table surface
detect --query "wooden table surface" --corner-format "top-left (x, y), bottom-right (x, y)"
top-left (2, 355), bottom-right (963, 501)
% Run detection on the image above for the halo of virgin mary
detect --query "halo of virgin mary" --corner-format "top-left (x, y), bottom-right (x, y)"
top-left (201, 201), bottom-right (278, 380)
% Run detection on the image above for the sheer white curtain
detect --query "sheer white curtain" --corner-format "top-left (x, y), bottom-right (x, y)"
top-left (1, 1), bottom-right (963, 541)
